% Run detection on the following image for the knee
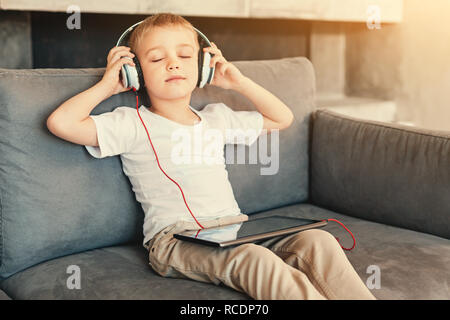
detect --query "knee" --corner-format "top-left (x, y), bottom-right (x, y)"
top-left (239, 243), bottom-right (272, 257)
top-left (304, 229), bottom-right (337, 244)
top-left (236, 243), bottom-right (279, 264)
top-left (291, 229), bottom-right (341, 254)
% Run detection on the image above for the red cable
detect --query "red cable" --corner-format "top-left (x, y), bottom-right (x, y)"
top-left (132, 88), bottom-right (205, 229)
top-left (130, 91), bottom-right (356, 243)
top-left (323, 219), bottom-right (356, 251)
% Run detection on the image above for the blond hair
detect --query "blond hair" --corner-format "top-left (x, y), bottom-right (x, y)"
top-left (128, 13), bottom-right (198, 54)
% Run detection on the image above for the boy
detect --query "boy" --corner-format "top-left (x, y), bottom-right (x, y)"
top-left (47, 13), bottom-right (375, 300)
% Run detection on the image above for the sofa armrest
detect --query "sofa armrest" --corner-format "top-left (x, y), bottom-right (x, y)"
top-left (309, 109), bottom-right (450, 239)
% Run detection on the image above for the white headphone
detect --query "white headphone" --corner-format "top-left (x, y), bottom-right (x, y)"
top-left (116, 20), bottom-right (215, 91)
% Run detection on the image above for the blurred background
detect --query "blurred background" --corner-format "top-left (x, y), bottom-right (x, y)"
top-left (1, 0), bottom-right (449, 131)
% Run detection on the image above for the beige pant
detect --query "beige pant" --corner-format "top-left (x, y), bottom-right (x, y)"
top-left (145, 215), bottom-right (376, 300)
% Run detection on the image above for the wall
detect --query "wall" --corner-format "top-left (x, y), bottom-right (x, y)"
top-left (0, 11), bottom-right (32, 68)
top-left (27, 12), bottom-right (309, 68)
top-left (2, 2), bottom-right (449, 131)
top-left (345, 0), bottom-right (450, 131)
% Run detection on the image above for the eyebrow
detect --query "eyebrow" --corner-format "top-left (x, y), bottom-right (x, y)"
top-left (145, 43), bottom-right (194, 56)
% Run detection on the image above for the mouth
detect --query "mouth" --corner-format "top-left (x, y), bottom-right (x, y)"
top-left (166, 76), bottom-right (186, 82)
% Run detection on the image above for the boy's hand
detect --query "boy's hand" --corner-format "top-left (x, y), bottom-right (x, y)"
top-left (203, 43), bottom-right (246, 90)
top-left (100, 46), bottom-right (136, 97)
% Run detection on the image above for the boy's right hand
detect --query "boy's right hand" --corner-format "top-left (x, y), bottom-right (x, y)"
top-left (100, 46), bottom-right (136, 97)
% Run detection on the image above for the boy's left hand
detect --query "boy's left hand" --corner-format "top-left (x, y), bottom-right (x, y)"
top-left (203, 42), bottom-right (246, 90)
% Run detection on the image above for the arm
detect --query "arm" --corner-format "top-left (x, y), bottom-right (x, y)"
top-left (46, 46), bottom-right (136, 146)
top-left (203, 42), bottom-right (294, 132)
top-left (47, 81), bottom-right (111, 146)
top-left (231, 76), bottom-right (294, 132)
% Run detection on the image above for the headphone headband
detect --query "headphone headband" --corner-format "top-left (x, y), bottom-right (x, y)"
top-left (116, 20), bottom-right (212, 48)
top-left (116, 21), bottom-right (144, 47)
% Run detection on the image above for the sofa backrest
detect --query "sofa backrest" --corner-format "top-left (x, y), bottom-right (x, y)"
top-left (0, 57), bottom-right (316, 278)
top-left (310, 109), bottom-right (450, 239)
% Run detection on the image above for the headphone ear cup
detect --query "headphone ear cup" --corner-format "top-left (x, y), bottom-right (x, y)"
top-left (120, 64), bottom-right (129, 88)
top-left (197, 42), bottom-right (204, 88)
top-left (199, 52), bottom-right (212, 88)
top-left (204, 52), bottom-right (215, 85)
top-left (196, 36), bottom-right (215, 88)
top-left (122, 61), bottom-right (140, 90)
top-left (133, 55), bottom-right (145, 89)
top-left (120, 52), bottom-right (142, 91)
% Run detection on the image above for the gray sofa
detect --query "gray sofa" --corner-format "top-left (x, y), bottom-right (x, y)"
top-left (0, 57), bottom-right (448, 300)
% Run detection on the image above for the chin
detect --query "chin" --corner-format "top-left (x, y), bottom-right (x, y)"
top-left (150, 89), bottom-right (193, 101)
top-left (167, 82), bottom-right (196, 93)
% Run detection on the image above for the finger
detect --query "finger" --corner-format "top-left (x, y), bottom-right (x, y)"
top-left (209, 53), bottom-right (226, 65)
top-left (211, 42), bottom-right (220, 53)
top-left (107, 46), bottom-right (131, 61)
top-left (209, 55), bottom-right (218, 68)
top-left (109, 50), bottom-right (135, 65)
top-left (203, 46), bottom-right (222, 56)
top-left (214, 60), bottom-right (226, 76)
top-left (112, 57), bottom-right (136, 71)
top-left (114, 46), bottom-right (131, 50)
top-left (109, 49), bottom-right (134, 61)
top-left (210, 56), bottom-right (227, 68)
top-left (119, 86), bottom-right (132, 93)
top-left (112, 46), bottom-right (131, 53)
top-left (219, 64), bottom-right (228, 76)
top-left (108, 46), bottom-right (131, 56)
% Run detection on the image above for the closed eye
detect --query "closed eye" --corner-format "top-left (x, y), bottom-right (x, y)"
top-left (151, 56), bottom-right (192, 62)
top-left (152, 56), bottom-right (192, 62)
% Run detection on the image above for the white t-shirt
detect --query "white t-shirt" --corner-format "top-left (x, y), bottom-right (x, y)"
top-left (85, 102), bottom-right (264, 245)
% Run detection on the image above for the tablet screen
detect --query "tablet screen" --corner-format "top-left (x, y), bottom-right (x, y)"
top-left (174, 215), bottom-right (325, 246)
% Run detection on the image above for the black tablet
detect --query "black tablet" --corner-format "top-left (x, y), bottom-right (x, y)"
top-left (173, 215), bottom-right (327, 247)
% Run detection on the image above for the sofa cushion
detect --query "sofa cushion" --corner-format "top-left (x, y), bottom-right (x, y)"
top-left (2, 203), bottom-right (448, 300)
top-left (310, 109), bottom-right (450, 239)
top-left (0, 69), bottom-right (145, 280)
top-left (251, 204), bottom-right (450, 300)
top-left (0, 289), bottom-right (11, 300)
top-left (0, 244), bottom-right (248, 300)
top-left (0, 56), bottom-right (315, 279)
top-left (255, 204), bottom-right (450, 300)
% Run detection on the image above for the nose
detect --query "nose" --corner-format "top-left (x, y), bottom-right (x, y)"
top-left (166, 56), bottom-right (180, 71)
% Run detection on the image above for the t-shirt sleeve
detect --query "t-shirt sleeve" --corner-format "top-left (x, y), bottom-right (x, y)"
top-left (84, 106), bottom-right (138, 158)
top-left (204, 102), bottom-right (264, 146)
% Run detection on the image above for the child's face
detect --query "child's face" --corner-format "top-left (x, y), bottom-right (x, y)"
top-left (135, 25), bottom-right (200, 101)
